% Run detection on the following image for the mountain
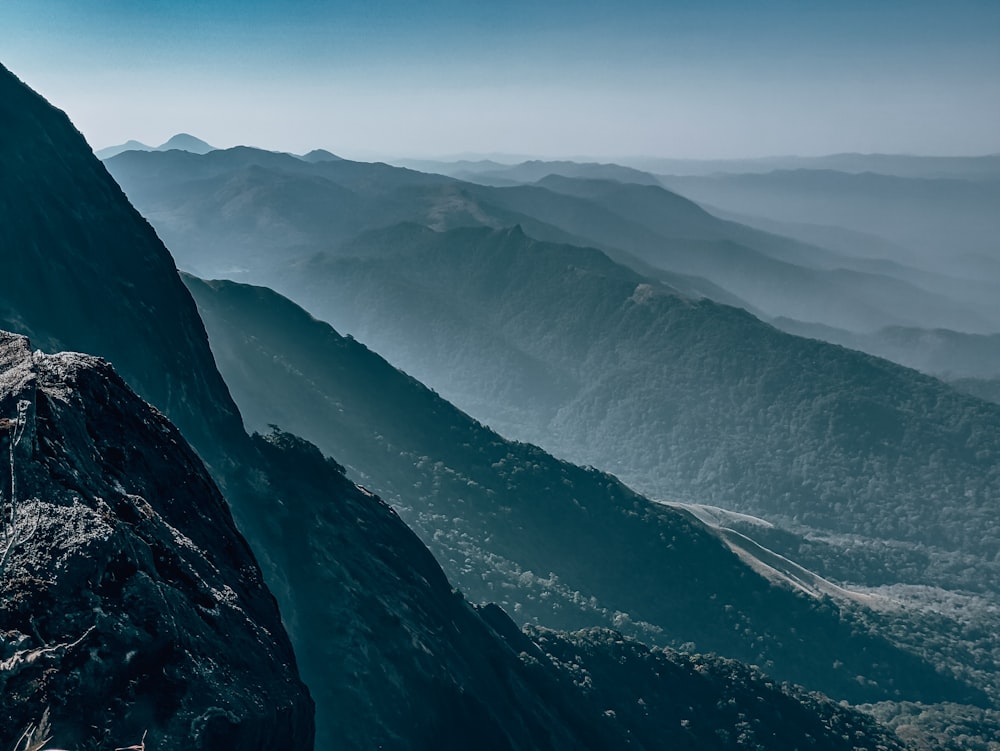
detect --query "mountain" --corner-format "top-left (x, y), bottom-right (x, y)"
top-left (0, 68), bottom-right (246, 468)
top-left (0, 58), bottom-right (618, 751)
top-left (299, 148), bottom-right (343, 163)
top-left (94, 133), bottom-right (215, 160)
top-left (0, 332), bottom-right (313, 749)
top-left (657, 169), bottom-right (1000, 278)
top-left (93, 138), bottom-right (153, 159)
top-left (509, 174), bottom-right (996, 332)
top-left (0, 62), bottom-right (924, 750)
top-left (774, 320), bottom-right (1000, 380)
top-left (257, 224), bottom-right (1000, 566)
top-left (103, 146), bottom-right (998, 334)
top-left (436, 159), bottom-right (662, 187)
top-left (95, 140), bottom-right (1000, 572)
top-left (184, 273), bottom-right (988, 709)
top-left (157, 133), bottom-right (215, 154)
top-left (621, 153), bottom-right (1000, 179)
top-left (252, 426), bottom-right (917, 751)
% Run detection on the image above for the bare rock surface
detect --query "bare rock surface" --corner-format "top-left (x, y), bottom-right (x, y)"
top-left (0, 332), bottom-right (313, 749)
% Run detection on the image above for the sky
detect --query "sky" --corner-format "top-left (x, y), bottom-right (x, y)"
top-left (1, 0), bottom-right (998, 160)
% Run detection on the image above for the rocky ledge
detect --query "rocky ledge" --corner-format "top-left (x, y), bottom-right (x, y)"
top-left (0, 331), bottom-right (313, 750)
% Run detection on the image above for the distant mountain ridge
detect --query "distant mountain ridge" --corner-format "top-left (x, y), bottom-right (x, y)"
top-left (773, 320), bottom-right (1000, 380)
top-left (632, 153), bottom-right (1000, 179)
top-left (657, 169), bottom-right (1000, 277)
top-left (95, 132), bottom-right (216, 159)
top-left (103, 145), bottom-right (1000, 334)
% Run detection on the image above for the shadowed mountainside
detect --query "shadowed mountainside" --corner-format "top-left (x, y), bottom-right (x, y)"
top-left (260, 224), bottom-right (1000, 562)
top-left (185, 273), bottom-right (988, 709)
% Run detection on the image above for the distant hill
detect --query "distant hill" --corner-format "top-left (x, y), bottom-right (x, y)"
top-left (948, 376), bottom-right (1000, 406)
top-left (774, 320), bottom-right (1000, 380)
top-left (158, 132), bottom-right (215, 153)
top-left (103, 147), bottom-right (999, 334)
top-left (451, 159), bottom-right (662, 187)
top-left (657, 169), bottom-right (1000, 279)
top-left (624, 153), bottom-right (1000, 179)
top-left (95, 132), bottom-right (216, 159)
top-left (93, 138), bottom-right (153, 159)
top-left (299, 148), bottom-right (344, 162)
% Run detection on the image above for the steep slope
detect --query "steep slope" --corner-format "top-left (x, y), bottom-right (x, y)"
top-left (532, 627), bottom-right (908, 751)
top-left (185, 274), bottom-right (986, 708)
top-left (263, 224), bottom-right (1000, 564)
top-left (0, 64), bottom-right (247, 468)
top-left (249, 428), bottom-right (916, 751)
top-left (0, 332), bottom-right (312, 749)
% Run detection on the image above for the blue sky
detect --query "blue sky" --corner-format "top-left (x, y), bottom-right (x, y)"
top-left (2, 0), bottom-right (998, 159)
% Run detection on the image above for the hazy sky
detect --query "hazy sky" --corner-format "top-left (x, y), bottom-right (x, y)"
top-left (2, 0), bottom-right (998, 159)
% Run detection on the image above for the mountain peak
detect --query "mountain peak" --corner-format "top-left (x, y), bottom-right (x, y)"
top-left (300, 148), bottom-right (343, 163)
top-left (157, 132), bottom-right (215, 153)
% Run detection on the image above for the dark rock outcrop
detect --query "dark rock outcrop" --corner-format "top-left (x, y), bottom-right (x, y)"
top-left (0, 332), bottom-right (313, 749)
top-left (0, 62), bottom-right (247, 471)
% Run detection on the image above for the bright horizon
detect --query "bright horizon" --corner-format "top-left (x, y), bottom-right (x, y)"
top-left (2, 0), bottom-right (998, 161)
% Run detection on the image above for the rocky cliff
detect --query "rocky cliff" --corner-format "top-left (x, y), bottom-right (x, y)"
top-left (0, 332), bottom-right (313, 748)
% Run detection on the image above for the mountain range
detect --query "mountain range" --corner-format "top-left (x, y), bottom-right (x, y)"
top-left (185, 273), bottom-right (989, 709)
top-left (97, 133), bottom-right (1000, 735)
top-left (94, 133), bottom-right (216, 160)
top-left (104, 146), bottom-right (1000, 336)
top-left (254, 224), bottom-right (1000, 562)
top-left (0, 61), bottom-right (941, 751)
top-left (5, 59), bottom-right (1000, 749)
top-left (657, 169), bottom-right (1000, 282)
top-left (99, 133), bottom-right (1000, 746)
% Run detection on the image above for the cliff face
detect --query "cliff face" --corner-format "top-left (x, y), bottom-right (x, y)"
top-left (0, 62), bottom-right (246, 469)
top-left (0, 332), bottom-right (313, 749)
